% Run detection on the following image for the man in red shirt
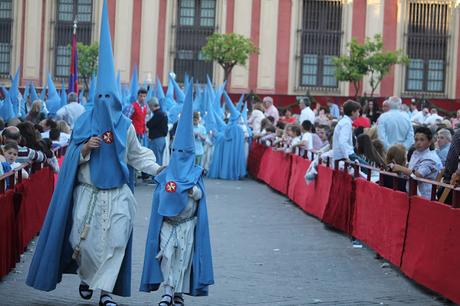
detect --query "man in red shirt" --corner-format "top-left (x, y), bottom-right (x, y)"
top-left (124, 88), bottom-right (149, 181)
top-left (125, 88), bottom-right (148, 142)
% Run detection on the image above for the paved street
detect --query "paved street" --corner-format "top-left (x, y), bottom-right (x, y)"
top-left (0, 178), bottom-right (449, 305)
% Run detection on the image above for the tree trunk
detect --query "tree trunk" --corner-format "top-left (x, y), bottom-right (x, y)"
top-left (353, 81), bottom-right (360, 99)
top-left (223, 67), bottom-right (232, 91)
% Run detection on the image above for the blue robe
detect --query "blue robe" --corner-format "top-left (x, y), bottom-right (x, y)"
top-left (139, 176), bottom-right (214, 296)
top-left (208, 124), bottom-right (246, 180)
top-left (26, 114), bottom-right (134, 297)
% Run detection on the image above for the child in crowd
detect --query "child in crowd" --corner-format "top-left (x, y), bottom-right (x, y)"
top-left (38, 139), bottom-right (59, 173)
top-left (355, 134), bottom-right (385, 168)
top-left (2, 140), bottom-right (29, 179)
top-left (193, 112), bottom-right (207, 165)
top-left (314, 125), bottom-right (331, 153)
top-left (382, 144), bottom-right (407, 192)
top-left (332, 100), bottom-right (363, 163)
top-left (299, 120), bottom-right (314, 154)
top-left (273, 124), bottom-right (293, 151)
top-left (388, 126), bottom-right (442, 199)
top-left (259, 126), bottom-right (277, 146)
top-left (49, 128), bottom-right (62, 150)
top-left (287, 124), bottom-right (302, 153)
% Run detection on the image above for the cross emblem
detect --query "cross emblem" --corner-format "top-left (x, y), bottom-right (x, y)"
top-left (102, 131), bottom-right (113, 144)
top-left (165, 181), bottom-right (177, 193)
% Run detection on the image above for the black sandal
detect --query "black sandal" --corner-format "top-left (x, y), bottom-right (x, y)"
top-left (99, 294), bottom-right (118, 306)
top-left (158, 294), bottom-right (173, 306)
top-left (78, 283), bottom-right (93, 300)
top-left (173, 293), bottom-right (184, 305)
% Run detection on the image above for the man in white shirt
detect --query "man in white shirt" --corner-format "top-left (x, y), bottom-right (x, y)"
top-left (56, 92), bottom-right (85, 129)
top-left (412, 107), bottom-right (430, 125)
top-left (409, 99), bottom-right (419, 119)
top-left (424, 108), bottom-right (443, 126)
top-left (332, 100), bottom-right (361, 161)
top-left (298, 98), bottom-right (315, 125)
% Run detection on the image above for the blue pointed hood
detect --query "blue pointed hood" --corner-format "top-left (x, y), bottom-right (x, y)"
top-left (170, 74), bottom-right (185, 103)
top-left (203, 89), bottom-right (218, 134)
top-left (223, 91), bottom-right (241, 123)
top-left (129, 65), bottom-right (139, 103)
top-left (60, 81), bottom-right (67, 108)
top-left (206, 75), bottom-right (215, 101)
top-left (146, 84), bottom-right (154, 101)
top-left (213, 83), bottom-right (226, 120)
top-left (30, 83), bottom-right (39, 102)
top-left (0, 87), bottom-right (14, 121)
top-left (9, 66), bottom-right (20, 117)
top-left (39, 84), bottom-right (47, 101)
top-left (213, 85), bottom-right (226, 131)
top-left (72, 0), bottom-right (131, 189)
top-left (236, 94), bottom-right (244, 112)
top-left (22, 83), bottom-right (30, 115)
top-left (161, 77), bottom-right (174, 112)
top-left (242, 101), bottom-right (249, 122)
top-left (155, 78), bottom-right (165, 101)
top-left (193, 84), bottom-right (202, 113)
top-left (45, 74), bottom-right (61, 115)
top-left (156, 82), bottom-right (203, 217)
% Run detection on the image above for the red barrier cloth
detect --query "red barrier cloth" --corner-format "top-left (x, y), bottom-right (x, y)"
top-left (247, 142), bottom-right (267, 177)
top-left (322, 169), bottom-right (354, 234)
top-left (257, 148), bottom-right (277, 183)
top-left (352, 180), bottom-right (410, 267)
top-left (267, 151), bottom-right (292, 194)
top-left (401, 197), bottom-right (460, 305)
top-left (15, 167), bottom-right (54, 252)
top-left (287, 156), bottom-right (333, 219)
top-left (0, 190), bottom-right (16, 278)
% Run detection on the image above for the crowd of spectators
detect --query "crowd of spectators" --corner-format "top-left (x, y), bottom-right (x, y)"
top-left (0, 94), bottom-right (82, 181)
top-left (249, 95), bottom-right (459, 200)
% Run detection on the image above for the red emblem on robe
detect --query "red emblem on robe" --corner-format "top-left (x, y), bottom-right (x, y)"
top-left (102, 131), bottom-right (114, 144)
top-left (165, 181), bottom-right (177, 193)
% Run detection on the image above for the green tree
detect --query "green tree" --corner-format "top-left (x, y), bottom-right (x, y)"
top-left (365, 34), bottom-right (408, 97)
top-left (333, 34), bottom-right (407, 98)
top-left (76, 42), bottom-right (98, 90)
top-left (202, 33), bottom-right (258, 87)
top-left (333, 37), bottom-right (369, 98)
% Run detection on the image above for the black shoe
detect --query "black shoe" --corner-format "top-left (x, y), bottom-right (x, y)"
top-left (99, 294), bottom-right (118, 306)
top-left (173, 293), bottom-right (184, 305)
top-left (78, 283), bottom-right (93, 300)
top-left (158, 294), bottom-right (173, 306)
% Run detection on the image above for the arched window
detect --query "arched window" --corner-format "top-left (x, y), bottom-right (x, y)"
top-left (0, 0), bottom-right (12, 77)
top-left (299, 0), bottom-right (343, 89)
top-left (174, 0), bottom-right (216, 83)
top-left (54, 0), bottom-right (93, 78)
top-left (405, 0), bottom-right (453, 93)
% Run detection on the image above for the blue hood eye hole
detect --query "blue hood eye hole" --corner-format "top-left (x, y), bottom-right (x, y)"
top-left (178, 149), bottom-right (183, 152)
top-left (98, 94), bottom-right (103, 98)
top-left (105, 94), bottom-right (110, 98)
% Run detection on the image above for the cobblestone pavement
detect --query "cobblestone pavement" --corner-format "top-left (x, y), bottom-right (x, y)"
top-left (0, 178), bottom-right (451, 305)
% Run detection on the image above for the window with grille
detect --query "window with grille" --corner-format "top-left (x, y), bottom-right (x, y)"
top-left (54, 0), bottom-right (93, 78)
top-left (405, 0), bottom-right (453, 93)
top-left (174, 0), bottom-right (216, 83)
top-left (299, 0), bottom-right (343, 89)
top-left (0, 0), bottom-right (12, 77)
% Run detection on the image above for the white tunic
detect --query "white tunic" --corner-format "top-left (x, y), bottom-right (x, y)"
top-left (69, 124), bottom-right (160, 292)
top-left (158, 186), bottom-right (202, 293)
